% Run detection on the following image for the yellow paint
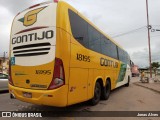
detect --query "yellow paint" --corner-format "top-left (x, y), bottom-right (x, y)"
top-left (9, 1), bottom-right (127, 107)
top-left (11, 61), bottom-right (54, 89)
top-left (9, 84), bottom-right (68, 107)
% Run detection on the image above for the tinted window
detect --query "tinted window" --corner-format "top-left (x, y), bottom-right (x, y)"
top-left (101, 35), bottom-right (111, 56)
top-left (69, 9), bottom-right (128, 62)
top-left (88, 25), bottom-right (101, 53)
top-left (68, 10), bottom-right (88, 47)
top-left (110, 42), bottom-right (118, 59)
top-left (118, 47), bottom-right (124, 62)
top-left (101, 35), bottom-right (118, 59)
top-left (118, 48), bottom-right (129, 63)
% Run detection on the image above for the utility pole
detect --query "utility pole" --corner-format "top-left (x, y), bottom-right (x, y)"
top-left (3, 51), bottom-right (6, 62)
top-left (3, 51), bottom-right (7, 73)
top-left (146, 0), bottom-right (152, 78)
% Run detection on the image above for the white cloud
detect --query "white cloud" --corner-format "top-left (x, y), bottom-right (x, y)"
top-left (65, 0), bottom-right (160, 67)
top-left (0, 6), bottom-right (13, 55)
top-left (0, 0), bottom-right (160, 67)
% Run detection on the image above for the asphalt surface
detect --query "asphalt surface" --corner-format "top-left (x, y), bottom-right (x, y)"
top-left (0, 77), bottom-right (160, 120)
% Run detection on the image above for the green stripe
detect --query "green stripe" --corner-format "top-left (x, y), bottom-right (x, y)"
top-left (116, 63), bottom-right (127, 83)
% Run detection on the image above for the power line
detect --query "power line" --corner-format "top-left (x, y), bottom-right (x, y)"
top-left (112, 26), bottom-right (146, 38)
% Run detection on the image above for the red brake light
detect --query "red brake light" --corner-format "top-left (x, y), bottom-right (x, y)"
top-left (9, 60), bottom-right (14, 86)
top-left (48, 58), bottom-right (65, 90)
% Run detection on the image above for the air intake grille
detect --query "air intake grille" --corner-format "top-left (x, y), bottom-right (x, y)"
top-left (13, 43), bottom-right (51, 57)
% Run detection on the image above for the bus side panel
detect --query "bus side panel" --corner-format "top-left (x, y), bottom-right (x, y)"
top-left (88, 69), bottom-right (94, 99)
top-left (93, 69), bottom-right (104, 85)
top-left (112, 66), bottom-right (121, 89)
top-left (67, 41), bottom-right (88, 105)
top-left (68, 68), bottom-right (88, 105)
top-left (115, 62), bottom-right (129, 88)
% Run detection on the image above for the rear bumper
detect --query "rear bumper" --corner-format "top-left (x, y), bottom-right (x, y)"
top-left (9, 84), bottom-right (68, 107)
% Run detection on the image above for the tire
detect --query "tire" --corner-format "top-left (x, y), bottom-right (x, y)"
top-left (10, 93), bottom-right (15, 99)
top-left (101, 80), bottom-right (111, 100)
top-left (90, 82), bottom-right (101, 105)
top-left (125, 76), bottom-right (130, 87)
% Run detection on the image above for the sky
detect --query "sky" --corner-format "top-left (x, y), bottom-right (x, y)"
top-left (0, 0), bottom-right (160, 67)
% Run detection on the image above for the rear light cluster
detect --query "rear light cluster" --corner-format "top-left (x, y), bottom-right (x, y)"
top-left (48, 58), bottom-right (65, 90)
top-left (9, 60), bottom-right (14, 86)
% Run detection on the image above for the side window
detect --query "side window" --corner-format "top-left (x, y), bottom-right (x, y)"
top-left (68, 10), bottom-right (88, 47)
top-left (118, 47), bottom-right (128, 63)
top-left (124, 51), bottom-right (130, 64)
top-left (110, 42), bottom-right (118, 59)
top-left (101, 35), bottom-right (118, 59)
top-left (101, 35), bottom-right (111, 57)
top-left (118, 47), bottom-right (124, 62)
top-left (88, 25), bottom-right (101, 53)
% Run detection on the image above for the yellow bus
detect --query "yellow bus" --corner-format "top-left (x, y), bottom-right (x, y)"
top-left (9, 0), bottom-right (131, 107)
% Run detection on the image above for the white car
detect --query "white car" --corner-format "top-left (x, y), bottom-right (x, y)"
top-left (0, 73), bottom-right (8, 91)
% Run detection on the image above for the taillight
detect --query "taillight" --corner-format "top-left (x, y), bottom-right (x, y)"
top-left (9, 60), bottom-right (14, 86)
top-left (48, 58), bottom-right (65, 90)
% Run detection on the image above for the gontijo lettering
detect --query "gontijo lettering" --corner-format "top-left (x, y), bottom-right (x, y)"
top-left (12, 30), bottom-right (54, 45)
top-left (100, 57), bottom-right (118, 68)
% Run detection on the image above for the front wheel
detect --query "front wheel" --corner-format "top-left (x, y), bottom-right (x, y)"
top-left (125, 76), bottom-right (130, 87)
top-left (90, 82), bottom-right (101, 105)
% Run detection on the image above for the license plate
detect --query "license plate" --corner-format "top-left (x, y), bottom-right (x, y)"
top-left (23, 92), bottom-right (32, 98)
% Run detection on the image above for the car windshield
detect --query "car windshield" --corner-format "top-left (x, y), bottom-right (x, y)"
top-left (0, 73), bottom-right (8, 79)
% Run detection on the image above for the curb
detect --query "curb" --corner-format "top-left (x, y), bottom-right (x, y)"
top-left (133, 83), bottom-right (160, 94)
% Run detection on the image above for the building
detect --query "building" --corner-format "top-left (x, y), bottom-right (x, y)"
top-left (0, 57), bottom-right (9, 74)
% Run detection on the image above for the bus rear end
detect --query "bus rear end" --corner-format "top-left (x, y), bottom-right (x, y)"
top-left (9, 1), bottom-right (68, 107)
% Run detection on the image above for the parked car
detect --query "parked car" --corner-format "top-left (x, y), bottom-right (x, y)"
top-left (0, 73), bottom-right (8, 91)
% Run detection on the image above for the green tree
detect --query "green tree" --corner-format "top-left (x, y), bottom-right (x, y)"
top-left (151, 62), bottom-right (160, 76)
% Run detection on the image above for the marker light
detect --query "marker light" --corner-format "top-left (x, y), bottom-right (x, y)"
top-left (54, 0), bottom-right (59, 3)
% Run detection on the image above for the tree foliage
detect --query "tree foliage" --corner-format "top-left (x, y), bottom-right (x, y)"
top-left (151, 62), bottom-right (160, 76)
top-left (151, 62), bottom-right (160, 69)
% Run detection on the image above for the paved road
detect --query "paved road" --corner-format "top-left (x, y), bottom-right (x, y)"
top-left (0, 80), bottom-right (8, 91)
top-left (0, 77), bottom-right (160, 120)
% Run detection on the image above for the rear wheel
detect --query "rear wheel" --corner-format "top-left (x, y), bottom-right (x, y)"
top-left (10, 93), bottom-right (15, 99)
top-left (101, 80), bottom-right (111, 100)
top-left (90, 82), bottom-right (101, 105)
